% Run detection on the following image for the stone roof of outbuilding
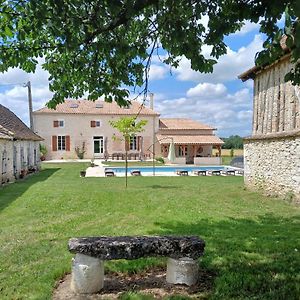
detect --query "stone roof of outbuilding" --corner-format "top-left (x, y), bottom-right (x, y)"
top-left (33, 99), bottom-right (159, 116)
top-left (0, 125), bottom-right (13, 140)
top-left (159, 118), bottom-right (215, 130)
top-left (0, 104), bottom-right (43, 141)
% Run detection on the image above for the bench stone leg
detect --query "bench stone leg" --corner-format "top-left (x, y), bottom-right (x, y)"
top-left (71, 253), bottom-right (104, 294)
top-left (166, 257), bottom-right (199, 286)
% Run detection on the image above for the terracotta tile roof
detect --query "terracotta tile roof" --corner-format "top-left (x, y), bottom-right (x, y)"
top-left (156, 134), bottom-right (224, 145)
top-left (33, 99), bottom-right (159, 116)
top-left (159, 118), bottom-right (215, 130)
top-left (0, 104), bottom-right (43, 141)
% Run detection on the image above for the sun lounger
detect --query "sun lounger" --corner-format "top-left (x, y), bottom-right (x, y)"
top-left (130, 170), bottom-right (141, 176)
top-left (176, 170), bottom-right (188, 176)
top-left (209, 170), bottom-right (221, 176)
top-left (226, 170), bottom-right (236, 176)
top-left (236, 170), bottom-right (244, 176)
top-left (105, 169), bottom-right (115, 177)
top-left (193, 170), bottom-right (207, 176)
top-left (221, 169), bottom-right (236, 176)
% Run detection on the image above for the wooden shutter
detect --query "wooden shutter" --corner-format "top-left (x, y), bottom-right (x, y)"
top-left (66, 136), bottom-right (70, 151)
top-left (52, 136), bottom-right (57, 151)
top-left (125, 138), bottom-right (130, 151)
top-left (53, 120), bottom-right (59, 127)
top-left (137, 136), bottom-right (141, 151)
top-left (91, 120), bottom-right (96, 127)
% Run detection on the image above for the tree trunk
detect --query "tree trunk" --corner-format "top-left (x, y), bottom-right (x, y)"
top-left (125, 150), bottom-right (128, 188)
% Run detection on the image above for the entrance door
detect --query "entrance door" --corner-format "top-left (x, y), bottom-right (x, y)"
top-left (93, 136), bottom-right (104, 156)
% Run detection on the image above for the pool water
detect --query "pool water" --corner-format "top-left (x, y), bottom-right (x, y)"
top-left (107, 166), bottom-right (229, 174)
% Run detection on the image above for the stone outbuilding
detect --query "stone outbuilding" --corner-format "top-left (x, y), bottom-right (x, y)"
top-left (239, 53), bottom-right (300, 201)
top-left (0, 104), bottom-right (43, 185)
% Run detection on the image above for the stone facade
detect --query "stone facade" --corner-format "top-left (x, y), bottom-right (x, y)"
top-left (240, 55), bottom-right (300, 201)
top-left (244, 133), bottom-right (300, 200)
top-left (0, 104), bottom-right (43, 185)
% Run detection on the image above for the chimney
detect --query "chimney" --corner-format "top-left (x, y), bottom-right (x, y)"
top-left (149, 93), bottom-right (154, 110)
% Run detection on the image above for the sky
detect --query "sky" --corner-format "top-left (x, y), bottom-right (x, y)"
top-left (0, 21), bottom-right (264, 138)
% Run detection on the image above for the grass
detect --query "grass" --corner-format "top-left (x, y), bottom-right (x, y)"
top-left (0, 163), bottom-right (299, 299)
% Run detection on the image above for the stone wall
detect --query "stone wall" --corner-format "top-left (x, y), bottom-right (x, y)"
top-left (244, 133), bottom-right (300, 201)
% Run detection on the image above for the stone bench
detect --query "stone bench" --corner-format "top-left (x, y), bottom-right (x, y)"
top-left (68, 235), bottom-right (205, 294)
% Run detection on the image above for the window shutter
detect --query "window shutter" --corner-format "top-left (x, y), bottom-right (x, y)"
top-left (52, 136), bottom-right (57, 151)
top-left (53, 120), bottom-right (59, 127)
top-left (91, 121), bottom-right (96, 127)
top-left (125, 138), bottom-right (130, 151)
top-left (66, 136), bottom-right (71, 151)
top-left (137, 136), bottom-right (141, 151)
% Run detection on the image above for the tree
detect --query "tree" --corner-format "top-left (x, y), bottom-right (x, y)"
top-left (0, 1), bottom-right (299, 108)
top-left (109, 116), bottom-right (147, 188)
top-left (222, 135), bottom-right (244, 149)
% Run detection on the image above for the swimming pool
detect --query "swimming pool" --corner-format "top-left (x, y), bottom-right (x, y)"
top-left (106, 165), bottom-right (231, 174)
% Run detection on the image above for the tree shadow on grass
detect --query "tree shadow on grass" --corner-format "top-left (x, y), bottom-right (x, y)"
top-left (0, 168), bottom-right (60, 212)
top-left (150, 214), bottom-right (300, 300)
top-left (147, 185), bottom-right (180, 189)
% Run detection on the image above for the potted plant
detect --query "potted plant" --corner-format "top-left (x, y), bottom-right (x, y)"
top-left (39, 144), bottom-right (47, 161)
top-left (80, 170), bottom-right (86, 177)
top-left (20, 163), bottom-right (27, 178)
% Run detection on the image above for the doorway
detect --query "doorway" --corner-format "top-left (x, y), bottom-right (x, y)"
top-left (93, 136), bottom-right (104, 157)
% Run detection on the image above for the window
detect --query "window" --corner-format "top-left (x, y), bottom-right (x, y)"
top-left (2, 150), bottom-right (7, 174)
top-left (91, 120), bottom-right (101, 127)
top-left (53, 120), bottom-right (64, 127)
top-left (178, 146), bottom-right (187, 157)
top-left (130, 136), bottom-right (138, 150)
top-left (58, 136), bottom-right (66, 150)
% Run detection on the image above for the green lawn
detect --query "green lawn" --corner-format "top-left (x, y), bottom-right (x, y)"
top-left (0, 163), bottom-right (299, 299)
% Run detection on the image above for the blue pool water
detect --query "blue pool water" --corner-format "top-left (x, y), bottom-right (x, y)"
top-left (106, 166), bottom-right (229, 174)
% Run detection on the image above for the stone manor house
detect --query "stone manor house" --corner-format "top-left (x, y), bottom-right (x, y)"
top-left (239, 51), bottom-right (300, 200)
top-left (33, 99), bottom-right (224, 165)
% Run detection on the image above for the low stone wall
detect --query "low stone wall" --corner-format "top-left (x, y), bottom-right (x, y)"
top-left (244, 133), bottom-right (300, 201)
top-left (194, 157), bottom-right (222, 165)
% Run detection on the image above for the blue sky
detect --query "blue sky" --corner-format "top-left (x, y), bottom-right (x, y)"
top-left (0, 21), bottom-right (264, 137)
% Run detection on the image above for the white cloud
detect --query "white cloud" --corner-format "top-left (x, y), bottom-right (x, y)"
top-left (232, 21), bottom-right (260, 36)
top-left (174, 34), bottom-right (264, 83)
top-left (149, 64), bottom-right (168, 80)
top-left (187, 83), bottom-right (227, 98)
top-left (0, 60), bottom-right (52, 125)
top-left (154, 82), bottom-right (253, 137)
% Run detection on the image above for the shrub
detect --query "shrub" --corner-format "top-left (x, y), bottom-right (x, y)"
top-left (155, 157), bottom-right (165, 164)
